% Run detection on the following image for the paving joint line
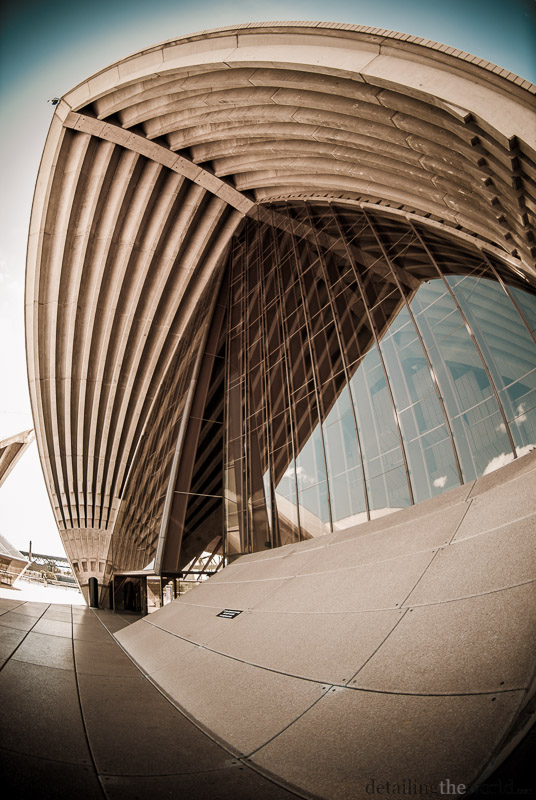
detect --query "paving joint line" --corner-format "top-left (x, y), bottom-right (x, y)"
top-left (70, 604), bottom-right (109, 799)
top-left (0, 602), bottom-right (50, 672)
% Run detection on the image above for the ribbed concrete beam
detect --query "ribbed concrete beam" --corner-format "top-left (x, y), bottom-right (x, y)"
top-left (56, 25), bottom-right (535, 269)
top-left (26, 23), bottom-right (536, 586)
top-left (27, 115), bottom-right (243, 570)
top-left (63, 111), bottom-right (254, 214)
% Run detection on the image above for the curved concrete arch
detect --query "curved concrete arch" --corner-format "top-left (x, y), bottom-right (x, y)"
top-left (27, 26), bottom-right (536, 564)
top-left (26, 24), bottom-right (536, 797)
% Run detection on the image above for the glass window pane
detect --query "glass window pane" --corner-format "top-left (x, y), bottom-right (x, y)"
top-left (410, 281), bottom-right (514, 481)
top-left (298, 482), bottom-right (331, 537)
top-left (296, 427), bottom-right (326, 489)
top-left (447, 275), bottom-right (536, 434)
top-left (224, 204), bottom-right (536, 556)
top-left (380, 304), bottom-right (460, 501)
top-left (330, 468), bottom-right (367, 529)
top-left (510, 285), bottom-right (536, 333)
top-left (367, 465), bottom-right (411, 517)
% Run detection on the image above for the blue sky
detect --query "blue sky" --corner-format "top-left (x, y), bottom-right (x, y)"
top-left (0, 0), bottom-right (535, 554)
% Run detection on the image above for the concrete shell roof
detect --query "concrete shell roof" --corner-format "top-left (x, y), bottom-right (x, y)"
top-left (26, 23), bottom-right (536, 563)
top-left (0, 430), bottom-right (34, 490)
top-left (0, 532), bottom-right (28, 563)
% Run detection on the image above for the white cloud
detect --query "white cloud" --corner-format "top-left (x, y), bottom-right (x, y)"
top-left (516, 443), bottom-right (535, 458)
top-left (283, 465), bottom-right (315, 486)
top-left (483, 443), bottom-right (536, 475)
top-left (433, 475), bottom-right (447, 488)
top-left (514, 402), bottom-right (527, 426)
top-left (483, 452), bottom-right (515, 475)
top-left (497, 404), bottom-right (529, 433)
top-left (296, 466), bottom-right (315, 485)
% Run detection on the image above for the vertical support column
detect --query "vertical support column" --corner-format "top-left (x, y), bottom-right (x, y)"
top-left (363, 209), bottom-right (464, 488)
top-left (304, 203), bottom-right (370, 521)
top-left (88, 576), bottom-right (99, 608)
top-left (284, 202), bottom-right (334, 534)
top-left (268, 210), bottom-right (303, 540)
top-left (331, 207), bottom-right (415, 507)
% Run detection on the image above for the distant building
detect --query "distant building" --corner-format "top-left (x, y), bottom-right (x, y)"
top-left (20, 550), bottom-right (78, 586)
top-left (0, 533), bottom-right (29, 586)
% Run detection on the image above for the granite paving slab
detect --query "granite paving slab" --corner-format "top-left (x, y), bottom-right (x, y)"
top-left (0, 659), bottom-right (91, 764)
top-left (251, 687), bottom-right (525, 800)
top-left (12, 629), bottom-right (74, 670)
top-left (77, 671), bottom-right (232, 777)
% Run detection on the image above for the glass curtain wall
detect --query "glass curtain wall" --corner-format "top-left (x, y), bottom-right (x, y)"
top-left (224, 203), bottom-right (536, 559)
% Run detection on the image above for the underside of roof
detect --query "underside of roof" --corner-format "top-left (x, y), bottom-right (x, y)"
top-left (25, 22), bottom-right (536, 580)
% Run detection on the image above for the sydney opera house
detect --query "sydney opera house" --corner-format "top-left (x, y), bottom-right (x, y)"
top-left (23, 22), bottom-right (535, 798)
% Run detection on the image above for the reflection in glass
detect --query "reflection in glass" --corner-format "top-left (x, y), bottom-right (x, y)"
top-left (446, 275), bottom-right (536, 455)
top-left (223, 203), bottom-right (536, 557)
